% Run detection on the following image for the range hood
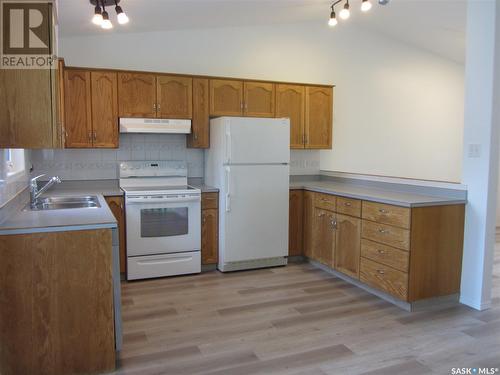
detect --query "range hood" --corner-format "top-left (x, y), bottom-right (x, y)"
top-left (119, 118), bottom-right (191, 134)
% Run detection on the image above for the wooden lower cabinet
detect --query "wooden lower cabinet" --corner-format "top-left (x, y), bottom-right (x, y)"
top-left (288, 190), bottom-right (304, 256)
top-left (303, 191), bottom-right (315, 258)
top-left (334, 214), bottom-right (361, 279)
top-left (105, 195), bottom-right (127, 273)
top-left (312, 207), bottom-right (335, 267)
top-left (0, 229), bottom-right (116, 375)
top-left (202, 192), bottom-right (219, 265)
top-left (290, 189), bottom-right (465, 304)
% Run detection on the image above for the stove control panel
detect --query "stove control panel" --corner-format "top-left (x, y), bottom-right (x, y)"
top-left (119, 161), bottom-right (187, 178)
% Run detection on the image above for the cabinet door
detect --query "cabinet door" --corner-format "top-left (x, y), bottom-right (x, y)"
top-left (305, 86), bottom-right (333, 149)
top-left (244, 81), bottom-right (275, 117)
top-left (118, 73), bottom-right (156, 118)
top-left (91, 71), bottom-right (118, 148)
top-left (289, 190), bottom-right (304, 256)
top-left (276, 84), bottom-right (305, 149)
top-left (64, 70), bottom-right (92, 148)
top-left (312, 207), bottom-right (335, 266)
top-left (157, 75), bottom-right (193, 119)
top-left (303, 191), bottom-right (314, 258)
top-left (335, 214), bottom-right (361, 279)
top-left (209, 79), bottom-right (243, 116)
top-left (202, 209), bottom-right (219, 265)
top-left (187, 78), bottom-right (210, 148)
top-left (105, 196), bottom-right (127, 274)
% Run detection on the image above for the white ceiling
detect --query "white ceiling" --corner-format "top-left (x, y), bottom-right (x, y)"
top-left (58, 0), bottom-right (467, 63)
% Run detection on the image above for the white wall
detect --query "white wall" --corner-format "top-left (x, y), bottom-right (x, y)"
top-left (0, 149), bottom-right (31, 208)
top-left (60, 21), bottom-right (464, 182)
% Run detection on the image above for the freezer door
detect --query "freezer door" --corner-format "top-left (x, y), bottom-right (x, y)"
top-left (224, 117), bottom-right (290, 164)
top-left (221, 164), bottom-right (289, 263)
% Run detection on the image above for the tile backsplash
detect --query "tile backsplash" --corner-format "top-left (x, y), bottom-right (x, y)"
top-left (31, 134), bottom-right (204, 180)
top-left (30, 134), bottom-right (320, 181)
top-left (290, 150), bottom-right (320, 175)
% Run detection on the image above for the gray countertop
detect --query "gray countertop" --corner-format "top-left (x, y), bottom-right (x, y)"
top-left (0, 180), bottom-right (120, 235)
top-left (290, 180), bottom-right (467, 207)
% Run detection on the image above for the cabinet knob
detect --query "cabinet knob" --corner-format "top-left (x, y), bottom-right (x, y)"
top-left (378, 249), bottom-right (385, 254)
top-left (153, 103), bottom-right (157, 112)
top-left (93, 131), bottom-right (97, 141)
top-left (194, 133), bottom-right (198, 140)
top-left (377, 269), bottom-right (385, 275)
top-left (157, 103), bottom-right (161, 112)
top-left (88, 132), bottom-right (92, 141)
top-left (379, 209), bottom-right (388, 214)
top-left (344, 202), bottom-right (352, 207)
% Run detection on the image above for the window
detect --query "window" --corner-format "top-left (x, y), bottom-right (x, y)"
top-left (5, 149), bottom-right (25, 177)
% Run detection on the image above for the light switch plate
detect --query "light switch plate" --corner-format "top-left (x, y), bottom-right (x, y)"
top-left (468, 144), bottom-right (482, 158)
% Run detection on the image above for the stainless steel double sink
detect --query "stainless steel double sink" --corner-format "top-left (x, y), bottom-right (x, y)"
top-left (25, 196), bottom-right (101, 211)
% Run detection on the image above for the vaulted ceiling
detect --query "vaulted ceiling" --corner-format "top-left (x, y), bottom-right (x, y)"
top-left (58, 0), bottom-right (467, 63)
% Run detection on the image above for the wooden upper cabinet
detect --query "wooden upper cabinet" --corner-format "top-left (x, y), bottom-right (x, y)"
top-left (187, 78), bottom-right (210, 148)
top-left (289, 190), bottom-right (304, 257)
top-left (209, 79), bottom-right (243, 116)
top-left (91, 71), bottom-right (118, 148)
top-left (118, 73), bottom-right (156, 118)
top-left (244, 81), bottom-right (275, 117)
top-left (276, 84), bottom-right (305, 149)
top-left (157, 75), bottom-right (193, 119)
top-left (64, 70), bottom-right (92, 148)
top-left (305, 86), bottom-right (333, 149)
top-left (334, 214), bottom-right (361, 279)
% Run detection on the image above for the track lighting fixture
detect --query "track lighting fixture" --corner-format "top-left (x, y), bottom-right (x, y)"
top-left (328, 9), bottom-right (338, 27)
top-left (328, 0), bottom-right (387, 28)
top-left (361, 0), bottom-right (372, 12)
top-left (339, 1), bottom-right (350, 20)
top-left (90, 0), bottom-right (129, 29)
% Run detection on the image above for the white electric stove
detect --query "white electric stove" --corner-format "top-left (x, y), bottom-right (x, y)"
top-left (119, 161), bottom-right (201, 280)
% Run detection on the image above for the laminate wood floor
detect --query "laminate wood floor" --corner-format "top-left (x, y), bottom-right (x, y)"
top-left (111, 245), bottom-right (500, 375)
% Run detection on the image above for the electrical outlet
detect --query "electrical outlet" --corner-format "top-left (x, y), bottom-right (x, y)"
top-left (468, 144), bottom-right (481, 158)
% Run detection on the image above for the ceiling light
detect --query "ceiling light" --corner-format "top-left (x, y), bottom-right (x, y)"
top-left (92, 5), bottom-right (103, 25)
top-left (115, 1), bottom-right (129, 24)
top-left (101, 10), bottom-right (113, 29)
top-left (339, 1), bottom-right (350, 20)
top-left (328, 0), bottom-right (388, 28)
top-left (361, 0), bottom-right (372, 12)
top-left (328, 10), bottom-right (338, 27)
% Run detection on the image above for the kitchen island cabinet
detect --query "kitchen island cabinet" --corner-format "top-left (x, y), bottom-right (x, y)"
top-left (0, 229), bottom-right (116, 375)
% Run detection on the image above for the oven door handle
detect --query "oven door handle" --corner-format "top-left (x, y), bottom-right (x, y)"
top-left (126, 197), bottom-right (201, 204)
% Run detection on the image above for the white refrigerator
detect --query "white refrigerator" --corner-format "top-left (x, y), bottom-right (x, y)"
top-left (205, 117), bottom-right (290, 272)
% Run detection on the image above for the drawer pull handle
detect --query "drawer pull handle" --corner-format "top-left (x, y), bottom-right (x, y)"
top-left (344, 202), bottom-right (352, 207)
top-left (377, 269), bottom-right (385, 275)
top-left (378, 228), bottom-right (388, 234)
top-left (318, 213), bottom-right (325, 217)
top-left (378, 249), bottom-right (385, 254)
top-left (379, 209), bottom-right (388, 214)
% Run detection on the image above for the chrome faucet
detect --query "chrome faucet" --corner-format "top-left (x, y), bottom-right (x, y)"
top-left (30, 174), bottom-right (62, 207)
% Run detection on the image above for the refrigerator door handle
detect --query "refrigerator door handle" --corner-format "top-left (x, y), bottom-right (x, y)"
top-left (225, 166), bottom-right (231, 212)
top-left (225, 130), bottom-right (232, 163)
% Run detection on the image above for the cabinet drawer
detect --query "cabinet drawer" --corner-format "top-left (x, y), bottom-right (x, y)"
top-left (360, 258), bottom-right (408, 300)
top-left (362, 201), bottom-right (410, 229)
top-left (314, 193), bottom-right (336, 211)
top-left (336, 197), bottom-right (361, 217)
top-left (362, 220), bottom-right (410, 251)
top-left (202, 193), bottom-right (219, 210)
top-left (361, 239), bottom-right (409, 272)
